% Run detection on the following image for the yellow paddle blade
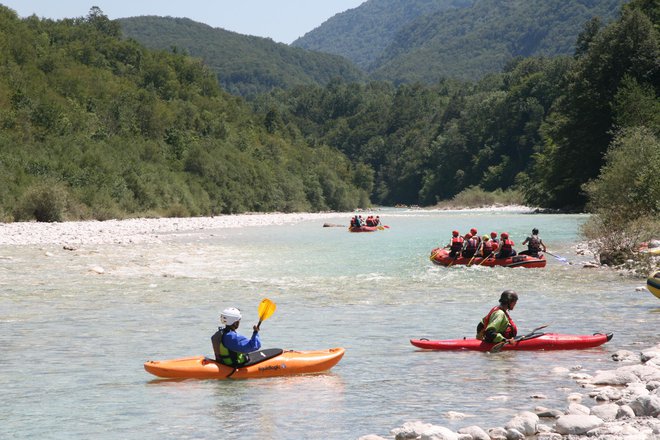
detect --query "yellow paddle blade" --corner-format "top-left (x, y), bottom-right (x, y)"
top-left (258, 298), bottom-right (277, 322)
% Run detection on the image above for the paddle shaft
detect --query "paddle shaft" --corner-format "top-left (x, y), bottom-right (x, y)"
top-left (490, 324), bottom-right (550, 353)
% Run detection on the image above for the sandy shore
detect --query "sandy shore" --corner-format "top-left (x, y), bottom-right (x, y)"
top-left (0, 213), bottom-right (348, 246)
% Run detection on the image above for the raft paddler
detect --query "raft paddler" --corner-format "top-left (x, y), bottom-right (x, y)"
top-left (211, 307), bottom-right (262, 366)
top-left (476, 290), bottom-right (518, 344)
top-left (520, 228), bottom-right (547, 257)
top-left (447, 230), bottom-right (464, 258)
top-left (480, 234), bottom-right (494, 258)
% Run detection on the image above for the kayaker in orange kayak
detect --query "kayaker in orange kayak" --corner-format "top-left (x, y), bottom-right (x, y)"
top-left (211, 307), bottom-right (262, 367)
top-left (476, 290), bottom-right (519, 344)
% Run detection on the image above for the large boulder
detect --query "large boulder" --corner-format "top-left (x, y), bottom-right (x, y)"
top-left (504, 411), bottom-right (538, 436)
top-left (457, 425), bottom-right (489, 440)
top-left (554, 415), bottom-right (603, 435)
top-left (419, 426), bottom-right (458, 440)
top-left (590, 403), bottom-right (619, 421)
top-left (628, 395), bottom-right (660, 417)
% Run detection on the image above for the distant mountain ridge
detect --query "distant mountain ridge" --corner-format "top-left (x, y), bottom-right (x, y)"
top-left (120, 0), bottom-right (627, 94)
top-left (119, 16), bottom-right (365, 97)
top-left (294, 0), bottom-right (626, 82)
top-left (292, 0), bottom-right (474, 70)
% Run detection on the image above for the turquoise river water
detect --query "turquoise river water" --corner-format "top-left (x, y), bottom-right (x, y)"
top-left (1, 209), bottom-right (658, 439)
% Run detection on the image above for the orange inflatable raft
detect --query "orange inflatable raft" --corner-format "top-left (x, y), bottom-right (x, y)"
top-left (144, 347), bottom-right (345, 379)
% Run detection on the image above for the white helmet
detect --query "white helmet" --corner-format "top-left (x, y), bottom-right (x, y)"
top-left (220, 307), bottom-right (242, 326)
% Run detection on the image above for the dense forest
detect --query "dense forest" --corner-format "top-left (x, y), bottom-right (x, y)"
top-left (292, 0), bottom-right (474, 70)
top-left (0, 0), bottom-right (657, 257)
top-left (0, 6), bottom-right (370, 222)
top-left (294, 0), bottom-right (625, 82)
top-left (119, 16), bottom-right (365, 98)
top-left (259, 0), bottom-right (658, 211)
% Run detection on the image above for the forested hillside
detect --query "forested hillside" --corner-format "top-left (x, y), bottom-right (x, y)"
top-left (0, 1), bottom-right (657, 229)
top-left (294, 0), bottom-right (625, 82)
top-left (371, 0), bottom-right (625, 82)
top-left (292, 0), bottom-right (474, 70)
top-left (0, 7), bottom-right (370, 222)
top-left (260, 0), bottom-right (658, 212)
top-left (119, 16), bottom-right (365, 98)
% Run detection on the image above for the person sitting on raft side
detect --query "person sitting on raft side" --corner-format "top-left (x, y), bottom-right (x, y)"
top-left (447, 230), bottom-right (464, 258)
top-left (211, 307), bottom-right (262, 366)
top-left (462, 233), bottom-right (479, 259)
top-left (476, 290), bottom-right (518, 344)
top-left (496, 232), bottom-right (516, 259)
top-left (519, 228), bottom-right (547, 257)
top-left (480, 234), bottom-right (495, 258)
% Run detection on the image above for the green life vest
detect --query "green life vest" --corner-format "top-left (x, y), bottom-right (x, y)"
top-left (213, 327), bottom-right (247, 366)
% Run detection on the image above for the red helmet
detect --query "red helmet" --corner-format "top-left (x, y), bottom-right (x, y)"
top-left (452, 230), bottom-right (459, 236)
top-left (501, 232), bottom-right (509, 239)
top-left (491, 232), bottom-right (497, 238)
top-left (465, 233), bottom-right (472, 239)
top-left (470, 228), bottom-right (477, 235)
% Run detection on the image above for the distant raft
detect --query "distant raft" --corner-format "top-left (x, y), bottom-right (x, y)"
top-left (429, 247), bottom-right (547, 268)
top-left (647, 271), bottom-right (660, 299)
top-left (144, 347), bottom-right (345, 380)
top-left (348, 225), bottom-right (379, 232)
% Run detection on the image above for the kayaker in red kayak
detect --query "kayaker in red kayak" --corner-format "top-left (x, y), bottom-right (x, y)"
top-left (519, 228), bottom-right (547, 257)
top-left (476, 290), bottom-right (519, 344)
top-left (211, 307), bottom-right (262, 366)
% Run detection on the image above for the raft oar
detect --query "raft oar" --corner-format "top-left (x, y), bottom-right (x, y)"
top-left (478, 251), bottom-right (495, 266)
top-left (489, 324), bottom-right (550, 353)
top-left (545, 251), bottom-right (569, 264)
top-left (467, 243), bottom-right (483, 267)
top-left (257, 298), bottom-right (276, 330)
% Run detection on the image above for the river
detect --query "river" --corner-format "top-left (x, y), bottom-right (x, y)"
top-left (1, 209), bottom-right (658, 439)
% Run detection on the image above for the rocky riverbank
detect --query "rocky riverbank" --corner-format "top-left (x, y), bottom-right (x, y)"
top-left (359, 344), bottom-right (660, 440)
top-left (0, 212), bottom-right (347, 246)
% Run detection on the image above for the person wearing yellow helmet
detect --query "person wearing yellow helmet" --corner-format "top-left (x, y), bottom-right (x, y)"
top-left (479, 234), bottom-right (494, 258)
top-left (211, 307), bottom-right (262, 366)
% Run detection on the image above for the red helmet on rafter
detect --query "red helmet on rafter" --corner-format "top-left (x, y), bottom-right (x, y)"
top-left (501, 232), bottom-right (509, 239)
top-left (452, 230), bottom-right (459, 236)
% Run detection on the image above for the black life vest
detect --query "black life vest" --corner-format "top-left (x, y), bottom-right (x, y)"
top-left (528, 235), bottom-right (541, 251)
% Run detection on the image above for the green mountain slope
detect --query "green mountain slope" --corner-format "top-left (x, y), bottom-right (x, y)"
top-left (119, 16), bottom-right (365, 98)
top-left (291, 0), bottom-right (474, 69)
top-left (0, 7), bottom-right (369, 221)
top-left (372, 0), bottom-right (626, 82)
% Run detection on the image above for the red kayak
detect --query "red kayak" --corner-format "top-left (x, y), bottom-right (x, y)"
top-left (429, 248), bottom-right (546, 268)
top-left (410, 332), bottom-right (613, 351)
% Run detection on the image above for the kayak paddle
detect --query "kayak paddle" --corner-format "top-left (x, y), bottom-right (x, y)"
top-left (257, 298), bottom-right (276, 330)
top-left (489, 324), bottom-right (550, 353)
top-left (545, 251), bottom-right (569, 264)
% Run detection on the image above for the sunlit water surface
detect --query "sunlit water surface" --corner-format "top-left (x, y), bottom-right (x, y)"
top-left (1, 209), bottom-right (658, 439)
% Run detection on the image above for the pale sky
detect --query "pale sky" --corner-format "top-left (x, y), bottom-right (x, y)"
top-left (0, 1), bottom-right (367, 44)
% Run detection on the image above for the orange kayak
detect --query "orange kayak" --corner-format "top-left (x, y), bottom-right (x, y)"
top-left (144, 347), bottom-right (345, 379)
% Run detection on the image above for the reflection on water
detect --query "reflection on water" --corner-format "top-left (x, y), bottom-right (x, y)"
top-left (1, 210), bottom-right (657, 439)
